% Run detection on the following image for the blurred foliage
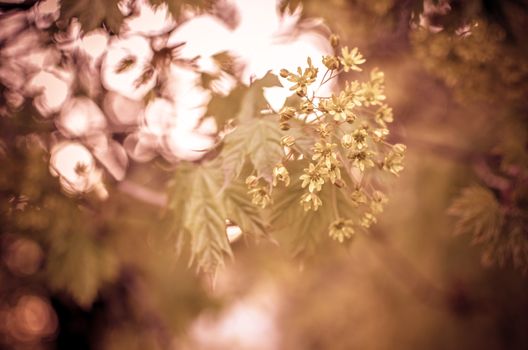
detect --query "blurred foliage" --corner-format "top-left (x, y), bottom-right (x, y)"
top-left (0, 104), bottom-right (215, 348)
top-left (59, 0), bottom-right (124, 33)
top-left (449, 185), bottom-right (528, 272)
top-left (59, 0), bottom-right (213, 33)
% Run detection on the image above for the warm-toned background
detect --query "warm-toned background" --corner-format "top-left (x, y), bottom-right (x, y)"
top-left (1, 0), bottom-right (528, 349)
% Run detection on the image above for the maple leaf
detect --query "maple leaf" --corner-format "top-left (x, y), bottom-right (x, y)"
top-left (221, 118), bottom-right (284, 181)
top-left (448, 185), bottom-right (503, 244)
top-left (168, 163), bottom-right (232, 273)
top-left (214, 73), bottom-right (286, 181)
top-left (224, 178), bottom-right (269, 238)
top-left (206, 72), bottom-right (281, 128)
top-left (270, 161), bottom-right (360, 257)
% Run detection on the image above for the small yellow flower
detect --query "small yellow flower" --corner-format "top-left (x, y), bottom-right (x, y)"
top-left (245, 175), bottom-right (259, 188)
top-left (339, 47), bottom-right (366, 72)
top-left (370, 68), bottom-right (384, 84)
top-left (375, 104), bottom-right (393, 126)
top-left (312, 142), bottom-right (338, 168)
top-left (372, 128), bottom-right (389, 142)
top-left (351, 127), bottom-right (369, 150)
top-left (318, 98), bottom-right (330, 113)
top-left (360, 212), bottom-right (377, 228)
top-left (329, 218), bottom-right (355, 242)
top-left (350, 188), bottom-right (368, 206)
top-left (371, 191), bottom-right (388, 214)
top-left (315, 122), bottom-right (333, 138)
top-left (325, 161), bottom-right (342, 184)
top-left (300, 163), bottom-right (327, 192)
top-left (344, 81), bottom-right (363, 106)
top-left (348, 149), bottom-right (375, 172)
top-left (383, 145), bottom-right (405, 176)
top-left (248, 186), bottom-right (272, 208)
top-left (327, 91), bottom-right (355, 122)
top-left (272, 163), bottom-right (290, 187)
top-left (322, 55), bottom-right (340, 70)
top-left (287, 57), bottom-right (318, 97)
top-left (359, 81), bottom-right (386, 107)
top-left (300, 192), bottom-right (323, 211)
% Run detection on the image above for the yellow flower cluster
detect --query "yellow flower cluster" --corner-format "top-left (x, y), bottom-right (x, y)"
top-left (249, 34), bottom-right (405, 243)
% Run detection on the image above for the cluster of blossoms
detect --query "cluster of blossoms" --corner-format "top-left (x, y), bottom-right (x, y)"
top-left (246, 34), bottom-right (405, 243)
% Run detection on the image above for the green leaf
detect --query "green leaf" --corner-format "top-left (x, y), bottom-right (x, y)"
top-left (270, 161), bottom-right (360, 257)
top-left (206, 72), bottom-right (281, 128)
top-left (238, 73), bottom-right (281, 122)
top-left (168, 163), bottom-right (232, 273)
top-left (59, 0), bottom-right (124, 33)
top-left (206, 85), bottom-right (247, 128)
top-left (46, 232), bottom-right (118, 307)
top-left (218, 73), bottom-right (294, 180)
top-left (224, 179), bottom-right (268, 238)
top-left (221, 118), bottom-right (284, 181)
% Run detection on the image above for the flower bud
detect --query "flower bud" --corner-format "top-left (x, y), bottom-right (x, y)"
top-left (245, 175), bottom-right (259, 188)
top-left (334, 179), bottom-right (345, 188)
top-left (281, 135), bottom-right (296, 147)
top-left (323, 55), bottom-right (340, 70)
top-left (341, 134), bottom-right (353, 149)
top-left (280, 69), bottom-right (289, 78)
top-left (393, 143), bottom-right (406, 154)
top-left (330, 34), bottom-right (340, 48)
top-left (280, 122), bottom-right (291, 131)
top-left (300, 100), bottom-right (314, 114)
top-left (279, 106), bottom-right (296, 121)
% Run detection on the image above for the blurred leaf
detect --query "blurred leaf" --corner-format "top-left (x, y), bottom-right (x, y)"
top-left (449, 185), bottom-right (528, 271)
top-left (448, 186), bottom-right (503, 244)
top-left (279, 0), bottom-right (303, 13)
top-left (46, 232), bottom-right (118, 307)
top-left (59, 0), bottom-right (123, 33)
top-left (206, 85), bottom-right (246, 128)
top-left (149, 0), bottom-right (212, 19)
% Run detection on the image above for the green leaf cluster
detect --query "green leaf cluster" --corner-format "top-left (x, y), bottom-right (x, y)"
top-left (167, 162), bottom-right (268, 273)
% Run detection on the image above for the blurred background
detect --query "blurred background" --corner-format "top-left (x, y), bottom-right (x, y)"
top-left (1, 0), bottom-right (528, 349)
